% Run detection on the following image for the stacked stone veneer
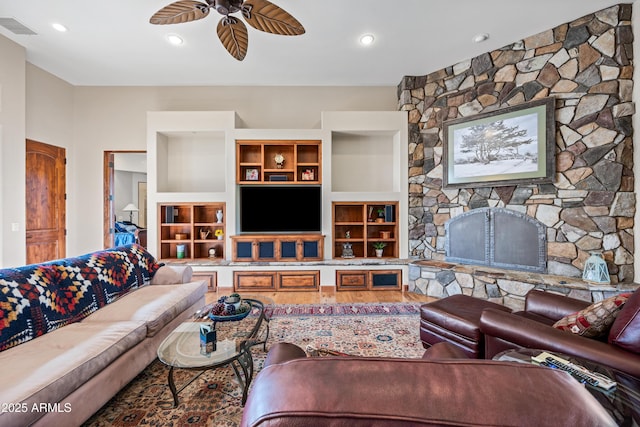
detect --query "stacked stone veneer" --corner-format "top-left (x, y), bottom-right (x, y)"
top-left (408, 260), bottom-right (639, 310)
top-left (399, 4), bottom-right (635, 293)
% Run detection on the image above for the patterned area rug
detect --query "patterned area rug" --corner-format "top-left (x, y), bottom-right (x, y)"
top-left (83, 303), bottom-right (424, 427)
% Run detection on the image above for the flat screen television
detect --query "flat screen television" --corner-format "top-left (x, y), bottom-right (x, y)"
top-left (239, 186), bottom-right (321, 233)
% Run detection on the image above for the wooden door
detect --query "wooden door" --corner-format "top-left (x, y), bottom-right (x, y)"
top-left (25, 140), bottom-right (66, 263)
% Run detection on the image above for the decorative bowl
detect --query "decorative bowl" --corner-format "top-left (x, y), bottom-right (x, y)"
top-left (225, 296), bottom-right (242, 310)
top-left (209, 301), bottom-right (251, 322)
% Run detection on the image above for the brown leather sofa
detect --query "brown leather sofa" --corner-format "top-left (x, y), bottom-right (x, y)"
top-left (480, 288), bottom-right (640, 378)
top-left (240, 342), bottom-right (616, 427)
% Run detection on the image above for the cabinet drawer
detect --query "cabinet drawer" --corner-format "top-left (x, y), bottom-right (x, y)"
top-left (278, 271), bottom-right (319, 291)
top-left (234, 272), bottom-right (276, 291)
top-left (336, 270), bottom-right (368, 290)
top-left (192, 272), bottom-right (217, 291)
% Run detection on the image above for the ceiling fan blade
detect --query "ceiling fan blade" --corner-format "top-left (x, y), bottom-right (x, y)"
top-left (217, 16), bottom-right (249, 61)
top-left (242, 0), bottom-right (305, 36)
top-left (150, 0), bottom-right (210, 25)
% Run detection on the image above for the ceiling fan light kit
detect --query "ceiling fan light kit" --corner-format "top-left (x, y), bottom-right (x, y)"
top-left (150, 0), bottom-right (305, 61)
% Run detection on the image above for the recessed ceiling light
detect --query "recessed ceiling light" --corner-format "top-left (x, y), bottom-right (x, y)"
top-left (359, 34), bottom-right (375, 46)
top-left (52, 23), bottom-right (68, 32)
top-left (166, 34), bottom-right (184, 46)
top-left (472, 33), bottom-right (490, 43)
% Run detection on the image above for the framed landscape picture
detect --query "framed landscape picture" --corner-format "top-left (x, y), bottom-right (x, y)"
top-left (443, 97), bottom-right (555, 188)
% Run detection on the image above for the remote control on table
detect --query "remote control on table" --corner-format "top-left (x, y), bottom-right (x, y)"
top-left (532, 352), bottom-right (616, 390)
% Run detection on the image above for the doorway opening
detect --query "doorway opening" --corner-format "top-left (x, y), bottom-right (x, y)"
top-left (103, 151), bottom-right (147, 249)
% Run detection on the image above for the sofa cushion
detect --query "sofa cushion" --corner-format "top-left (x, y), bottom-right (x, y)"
top-left (0, 320), bottom-right (146, 426)
top-left (82, 281), bottom-right (207, 337)
top-left (608, 289), bottom-right (640, 353)
top-left (553, 293), bottom-right (630, 338)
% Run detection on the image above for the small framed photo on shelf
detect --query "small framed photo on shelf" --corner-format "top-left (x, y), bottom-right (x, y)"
top-left (301, 168), bottom-right (315, 181)
top-left (245, 168), bottom-right (259, 181)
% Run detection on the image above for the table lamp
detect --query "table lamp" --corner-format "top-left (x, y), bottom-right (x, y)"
top-left (122, 203), bottom-right (139, 223)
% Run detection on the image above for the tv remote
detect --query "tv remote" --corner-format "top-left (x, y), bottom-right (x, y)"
top-left (532, 352), bottom-right (616, 390)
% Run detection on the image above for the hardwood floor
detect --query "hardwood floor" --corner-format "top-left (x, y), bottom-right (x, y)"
top-left (206, 288), bottom-right (436, 305)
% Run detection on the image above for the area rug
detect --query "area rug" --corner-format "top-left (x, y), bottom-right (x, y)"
top-left (83, 303), bottom-right (424, 427)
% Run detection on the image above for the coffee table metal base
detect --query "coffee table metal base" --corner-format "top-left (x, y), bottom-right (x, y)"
top-left (165, 347), bottom-right (254, 407)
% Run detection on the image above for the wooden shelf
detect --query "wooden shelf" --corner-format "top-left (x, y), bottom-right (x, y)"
top-left (332, 202), bottom-right (398, 259)
top-left (236, 140), bottom-right (321, 184)
top-left (158, 202), bottom-right (226, 261)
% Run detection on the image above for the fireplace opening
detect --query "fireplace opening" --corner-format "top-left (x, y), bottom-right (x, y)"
top-left (445, 207), bottom-right (546, 273)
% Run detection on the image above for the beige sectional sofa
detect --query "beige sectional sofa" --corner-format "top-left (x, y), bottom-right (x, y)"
top-left (0, 244), bottom-right (207, 426)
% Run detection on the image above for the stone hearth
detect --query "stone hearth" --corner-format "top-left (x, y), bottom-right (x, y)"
top-left (408, 259), bottom-right (639, 311)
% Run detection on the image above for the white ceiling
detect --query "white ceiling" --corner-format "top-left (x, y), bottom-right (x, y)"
top-left (0, 0), bottom-right (628, 87)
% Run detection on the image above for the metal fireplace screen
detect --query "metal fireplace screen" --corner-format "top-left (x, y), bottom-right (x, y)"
top-left (445, 207), bottom-right (546, 273)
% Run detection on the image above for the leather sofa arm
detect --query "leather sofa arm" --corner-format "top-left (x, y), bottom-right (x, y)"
top-left (480, 308), bottom-right (640, 378)
top-left (150, 265), bottom-right (194, 285)
top-left (525, 289), bottom-right (591, 320)
top-left (241, 356), bottom-right (617, 427)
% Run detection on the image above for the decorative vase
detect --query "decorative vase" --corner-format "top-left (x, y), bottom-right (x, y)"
top-left (375, 249), bottom-right (383, 258)
top-left (582, 251), bottom-right (610, 284)
top-left (216, 209), bottom-right (223, 223)
top-left (176, 244), bottom-right (186, 259)
top-left (217, 235), bottom-right (223, 240)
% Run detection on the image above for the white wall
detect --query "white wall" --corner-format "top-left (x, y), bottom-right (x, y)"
top-left (4, 76), bottom-right (393, 262)
top-left (0, 36), bottom-right (26, 268)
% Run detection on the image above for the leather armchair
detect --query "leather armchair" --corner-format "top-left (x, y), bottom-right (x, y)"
top-left (480, 289), bottom-right (640, 378)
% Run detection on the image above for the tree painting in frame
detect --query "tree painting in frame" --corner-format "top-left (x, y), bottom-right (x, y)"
top-left (443, 97), bottom-right (555, 188)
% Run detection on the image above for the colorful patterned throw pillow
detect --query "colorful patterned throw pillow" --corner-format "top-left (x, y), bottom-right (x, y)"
top-left (553, 293), bottom-right (631, 338)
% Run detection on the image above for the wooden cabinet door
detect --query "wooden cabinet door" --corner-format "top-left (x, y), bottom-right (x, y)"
top-left (233, 237), bottom-right (256, 261)
top-left (26, 140), bottom-right (66, 264)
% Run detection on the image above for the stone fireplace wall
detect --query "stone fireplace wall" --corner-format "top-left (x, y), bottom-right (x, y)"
top-left (399, 4), bottom-right (635, 285)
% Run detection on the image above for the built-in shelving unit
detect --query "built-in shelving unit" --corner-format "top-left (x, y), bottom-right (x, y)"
top-left (158, 202), bottom-right (225, 260)
top-left (333, 202), bottom-right (398, 259)
top-left (236, 140), bottom-right (321, 184)
top-left (147, 110), bottom-right (409, 289)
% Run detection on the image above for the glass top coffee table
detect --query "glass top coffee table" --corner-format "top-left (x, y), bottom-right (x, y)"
top-left (157, 295), bottom-right (273, 407)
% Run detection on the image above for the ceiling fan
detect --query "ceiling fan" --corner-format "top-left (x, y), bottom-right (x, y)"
top-left (150, 0), bottom-right (305, 61)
